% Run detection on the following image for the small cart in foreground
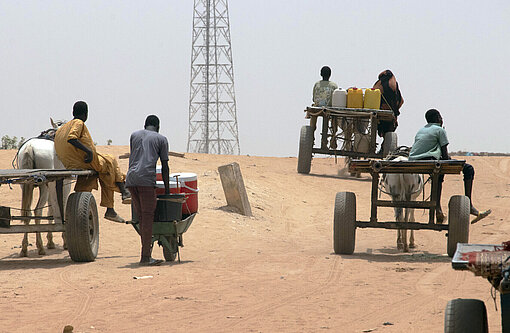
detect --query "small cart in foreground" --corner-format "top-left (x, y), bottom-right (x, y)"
top-left (449, 243), bottom-right (510, 332)
top-left (334, 159), bottom-right (469, 257)
top-left (0, 169), bottom-right (99, 262)
top-left (298, 106), bottom-right (396, 174)
top-left (128, 194), bottom-right (196, 262)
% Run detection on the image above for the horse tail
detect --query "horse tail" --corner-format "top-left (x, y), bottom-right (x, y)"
top-left (18, 143), bottom-right (35, 169)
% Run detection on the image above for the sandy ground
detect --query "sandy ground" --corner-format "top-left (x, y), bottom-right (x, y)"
top-left (0, 146), bottom-right (509, 333)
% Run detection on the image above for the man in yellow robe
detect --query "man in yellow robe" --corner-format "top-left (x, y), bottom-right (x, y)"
top-left (55, 101), bottom-right (130, 222)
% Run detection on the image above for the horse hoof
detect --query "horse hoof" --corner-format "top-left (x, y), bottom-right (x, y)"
top-left (397, 243), bottom-right (404, 250)
top-left (409, 243), bottom-right (416, 249)
top-left (47, 242), bottom-right (56, 249)
top-left (19, 250), bottom-right (28, 257)
top-left (38, 248), bottom-right (46, 255)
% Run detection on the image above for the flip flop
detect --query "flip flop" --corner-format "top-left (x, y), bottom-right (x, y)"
top-left (122, 197), bottom-right (132, 204)
top-left (104, 213), bottom-right (126, 224)
top-left (470, 209), bottom-right (492, 224)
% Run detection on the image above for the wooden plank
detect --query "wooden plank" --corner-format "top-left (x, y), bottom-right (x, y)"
top-left (305, 106), bottom-right (394, 121)
top-left (370, 173), bottom-right (379, 223)
top-left (0, 169), bottom-right (97, 183)
top-left (349, 159), bottom-right (465, 175)
top-left (0, 224), bottom-right (66, 234)
top-left (376, 200), bottom-right (435, 209)
top-left (355, 221), bottom-right (448, 231)
top-left (118, 151), bottom-right (185, 159)
top-left (10, 216), bottom-right (54, 221)
top-left (218, 162), bottom-right (252, 216)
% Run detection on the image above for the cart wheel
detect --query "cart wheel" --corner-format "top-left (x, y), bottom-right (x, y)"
top-left (162, 236), bottom-right (177, 262)
top-left (382, 132), bottom-right (398, 157)
top-left (297, 125), bottom-right (313, 174)
top-left (333, 192), bottom-right (356, 254)
top-left (447, 195), bottom-right (470, 257)
top-left (444, 299), bottom-right (488, 333)
top-left (65, 192), bottom-right (99, 262)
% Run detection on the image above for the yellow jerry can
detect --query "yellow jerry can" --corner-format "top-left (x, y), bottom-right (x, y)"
top-left (364, 88), bottom-right (381, 109)
top-left (347, 88), bottom-right (363, 109)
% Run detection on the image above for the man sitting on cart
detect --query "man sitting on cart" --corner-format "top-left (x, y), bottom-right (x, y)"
top-left (409, 109), bottom-right (491, 223)
top-left (55, 101), bottom-right (131, 223)
top-left (310, 66), bottom-right (338, 147)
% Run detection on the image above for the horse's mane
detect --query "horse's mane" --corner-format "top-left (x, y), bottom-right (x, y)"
top-left (384, 146), bottom-right (411, 161)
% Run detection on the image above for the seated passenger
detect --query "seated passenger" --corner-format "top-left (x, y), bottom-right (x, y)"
top-left (311, 66), bottom-right (339, 147)
top-left (409, 109), bottom-right (491, 223)
top-left (55, 101), bottom-right (131, 223)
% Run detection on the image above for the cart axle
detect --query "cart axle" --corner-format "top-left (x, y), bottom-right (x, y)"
top-left (356, 221), bottom-right (449, 231)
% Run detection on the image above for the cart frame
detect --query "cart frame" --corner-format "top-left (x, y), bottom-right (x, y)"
top-left (333, 159), bottom-right (470, 257)
top-left (305, 106), bottom-right (395, 157)
top-left (349, 159), bottom-right (465, 229)
top-left (0, 168), bottom-right (100, 262)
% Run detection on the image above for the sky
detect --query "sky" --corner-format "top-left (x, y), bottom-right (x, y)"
top-left (0, 1), bottom-right (509, 156)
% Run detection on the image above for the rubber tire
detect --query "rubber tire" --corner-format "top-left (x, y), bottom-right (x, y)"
top-left (65, 192), bottom-right (99, 262)
top-left (447, 195), bottom-right (470, 257)
top-left (162, 236), bottom-right (177, 262)
top-left (333, 192), bottom-right (356, 254)
top-left (382, 132), bottom-right (398, 157)
top-left (444, 299), bottom-right (488, 333)
top-left (297, 125), bottom-right (313, 174)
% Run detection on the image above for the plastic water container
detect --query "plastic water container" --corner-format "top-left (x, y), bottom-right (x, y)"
top-left (347, 88), bottom-right (363, 108)
top-left (331, 88), bottom-right (347, 107)
top-left (156, 168), bottom-right (199, 215)
top-left (364, 88), bottom-right (381, 109)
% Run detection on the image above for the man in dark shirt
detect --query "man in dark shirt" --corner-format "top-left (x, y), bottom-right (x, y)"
top-left (126, 115), bottom-right (170, 266)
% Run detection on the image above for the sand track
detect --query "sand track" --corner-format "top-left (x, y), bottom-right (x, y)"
top-left (0, 148), bottom-right (508, 332)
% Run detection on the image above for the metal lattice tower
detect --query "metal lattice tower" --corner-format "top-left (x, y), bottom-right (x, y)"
top-left (187, 0), bottom-right (240, 155)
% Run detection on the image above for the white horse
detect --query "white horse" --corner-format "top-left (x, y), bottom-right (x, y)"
top-left (16, 119), bottom-right (71, 257)
top-left (382, 155), bottom-right (423, 252)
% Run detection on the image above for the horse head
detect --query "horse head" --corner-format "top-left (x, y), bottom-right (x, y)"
top-left (50, 118), bottom-right (66, 129)
top-left (39, 118), bottom-right (67, 141)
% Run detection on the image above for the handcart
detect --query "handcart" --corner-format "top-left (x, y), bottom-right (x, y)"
top-left (298, 106), bottom-right (396, 174)
top-left (449, 243), bottom-right (510, 332)
top-left (334, 159), bottom-right (469, 257)
top-left (0, 169), bottom-right (99, 262)
top-left (129, 193), bottom-right (196, 262)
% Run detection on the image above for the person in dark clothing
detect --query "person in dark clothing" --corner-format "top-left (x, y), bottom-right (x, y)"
top-left (373, 70), bottom-right (404, 137)
top-left (409, 109), bottom-right (491, 224)
top-left (126, 115), bottom-right (170, 266)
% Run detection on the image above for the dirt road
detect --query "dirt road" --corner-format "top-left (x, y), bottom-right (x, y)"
top-left (0, 147), bottom-right (508, 332)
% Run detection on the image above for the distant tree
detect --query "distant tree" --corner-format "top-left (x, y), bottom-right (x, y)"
top-left (1, 135), bottom-right (19, 149)
top-left (107, 139), bottom-right (112, 146)
top-left (18, 137), bottom-right (26, 149)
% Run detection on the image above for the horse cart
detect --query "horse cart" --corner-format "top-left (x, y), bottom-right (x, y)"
top-left (0, 169), bottom-right (99, 262)
top-left (333, 159), bottom-right (469, 257)
top-left (297, 106), bottom-right (397, 174)
top-left (448, 243), bottom-right (510, 332)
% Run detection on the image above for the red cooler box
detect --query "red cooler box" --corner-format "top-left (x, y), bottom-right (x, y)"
top-left (156, 168), bottom-right (198, 215)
